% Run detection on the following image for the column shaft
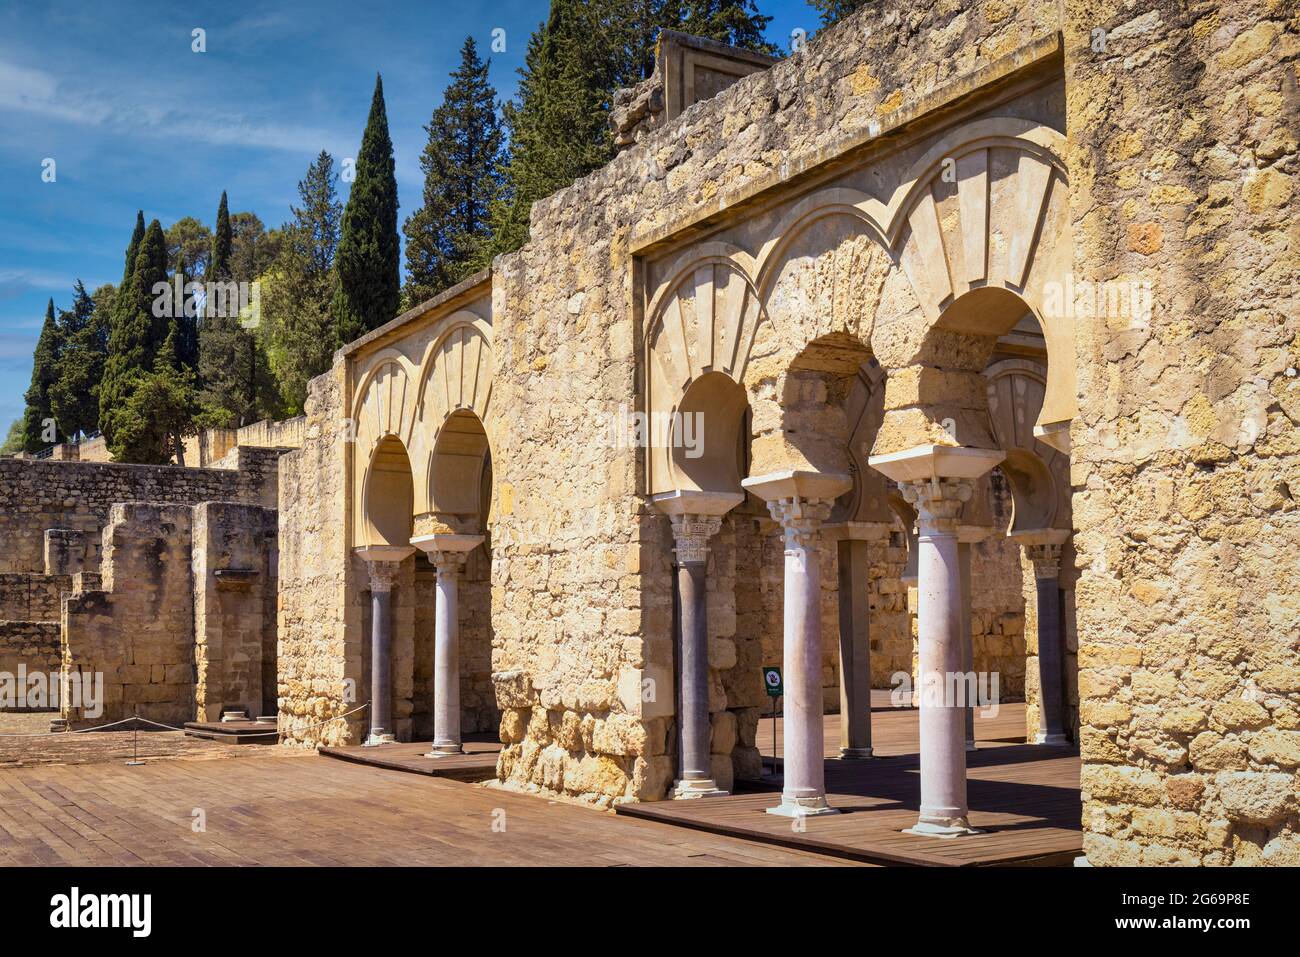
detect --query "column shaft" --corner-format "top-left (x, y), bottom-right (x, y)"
top-left (836, 538), bottom-right (873, 758)
top-left (677, 560), bottom-right (712, 782)
top-left (431, 558), bottom-right (463, 754)
top-left (958, 541), bottom-right (975, 752)
top-left (369, 587), bottom-right (393, 744)
top-left (1031, 544), bottom-right (1067, 745)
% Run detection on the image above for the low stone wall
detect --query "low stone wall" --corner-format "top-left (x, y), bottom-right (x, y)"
top-left (0, 621), bottom-right (61, 710)
top-left (0, 448), bottom-right (282, 575)
top-left (0, 574), bottom-right (71, 622)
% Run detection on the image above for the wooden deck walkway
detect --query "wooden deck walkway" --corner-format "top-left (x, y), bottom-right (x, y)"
top-left (319, 735), bottom-right (500, 782)
top-left (618, 698), bottom-right (1082, 867)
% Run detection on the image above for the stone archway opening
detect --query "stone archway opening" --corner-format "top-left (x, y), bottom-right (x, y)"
top-left (411, 407), bottom-right (497, 753)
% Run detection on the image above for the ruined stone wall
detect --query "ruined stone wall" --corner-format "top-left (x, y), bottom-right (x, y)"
top-left (192, 503), bottom-right (279, 721)
top-left (0, 574), bottom-right (70, 622)
top-left (0, 622), bottom-right (61, 709)
top-left (1065, 1), bottom-right (1300, 865)
top-left (277, 366), bottom-right (359, 747)
top-left (62, 503), bottom-right (196, 728)
top-left (0, 448), bottom-right (281, 575)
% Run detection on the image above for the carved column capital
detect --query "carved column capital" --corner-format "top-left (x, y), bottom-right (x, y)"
top-left (900, 478), bottom-right (973, 535)
top-left (430, 550), bottom-right (471, 574)
top-left (366, 561), bottom-right (401, 593)
top-left (766, 497), bottom-right (834, 551)
top-left (668, 514), bottom-right (723, 565)
top-left (1026, 542), bottom-right (1063, 579)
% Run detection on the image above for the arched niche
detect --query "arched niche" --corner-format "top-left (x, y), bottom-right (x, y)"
top-left (984, 357), bottom-right (1070, 535)
top-left (667, 371), bottom-right (750, 495)
top-left (360, 435), bottom-right (414, 548)
top-left (428, 409), bottom-right (492, 533)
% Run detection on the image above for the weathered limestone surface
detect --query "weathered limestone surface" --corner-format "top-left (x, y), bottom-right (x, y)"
top-left (1064, 0), bottom-right (1300, 866)
top-left (0, 449), bottom-right (281, 575)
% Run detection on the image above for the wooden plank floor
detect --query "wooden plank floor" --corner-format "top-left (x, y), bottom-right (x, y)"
top-left (319, 734), bottom-right (500, 782)
top-left (0, 755), bottom-right (864, 866)
top-left (619, 698), bottom-right (1082, 867)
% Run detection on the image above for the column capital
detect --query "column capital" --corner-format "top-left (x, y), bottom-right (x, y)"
top-left (651, 489), bottom-right (742, 566)
top-left (1026, 542), bottom-right (1064, 579)
top-left (667, 514), bottom-right (723, 565)
top-left (766, 497), bottom-right (834, 551)
top-left (901, 478), bottom-right (973, 535)
top-left (411, 532), bottom-right (484, 572)
top-left (867, 444), bottom-right (1005, 484)
top-left (354, 545), bottom-right (414, 593)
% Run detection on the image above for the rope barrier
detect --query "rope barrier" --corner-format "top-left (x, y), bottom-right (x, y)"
top-left (0, 702), bottom-right (371, 739)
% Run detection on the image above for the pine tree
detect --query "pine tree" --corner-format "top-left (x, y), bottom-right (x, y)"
top-left (21, 299), bottom-right (62, 451)
top-left (403, 37), bottom-right (505, 303)
top-left (49, 280), bottom-right (105, 440)
top-left (99, 216), bottom-right (169, 454)
top-left (262, 151), bottom-right (343, 414)
top-left (677, 0), bottom-right (775, 50)
top-left (333, 74), bottom-right (400, 346)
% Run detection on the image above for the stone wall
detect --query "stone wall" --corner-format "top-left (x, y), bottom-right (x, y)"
top-left (1065, 0), bottom-right (1299, 866)
top-left (0, 448), bottom-right (281, 575)
top-left (0, 622), bottom-right (61, 709)
top-left (0, 574), bottom-right (70, 622)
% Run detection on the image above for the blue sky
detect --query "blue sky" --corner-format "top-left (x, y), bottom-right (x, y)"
top-left (0, 0), bottom-right (819, 428)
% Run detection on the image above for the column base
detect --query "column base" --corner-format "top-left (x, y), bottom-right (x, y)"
top-left (425, 743), bottom-right (464, 757)
top-left (839, 747), bottom-right (874, 759)
top-left (766, 795), bottom-right (839, 818)
top-left (363, 732), bottom-right (395, 747)
top-left (904, 818), bottom-right (982, 839)
top-left (672, 778), bottom-right (729, 799)
top-left (1033, 731), bottom-right (1071, 746)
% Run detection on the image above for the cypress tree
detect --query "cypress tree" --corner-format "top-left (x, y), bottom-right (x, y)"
top-left (403, 36), bottom-right (505, 303)
top-left (21, 299), bottom-right (62, 451)
top-left (49, 280), bottom-right (105, 440)
top-left (99, 216), bottom-right (169, 452)
top-left (211, 191), bottom-right (232, 281)
top-left (332, 74), bottom-right (400, 346)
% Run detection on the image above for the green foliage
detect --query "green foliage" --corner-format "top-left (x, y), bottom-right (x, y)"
top-left (403, 36), bottom-right (505, 303)
top-left (165, 216), bottom-right (212, 277)
top-left (806, 0), bottom-right (870, 27)
top-left (100, 216), bottom-right (171, 456)
top-left (0, 419), bottom-right (22, 456)
top-left (211, 191), bottom-right (233, 280)
top-left (260, 152), bottom-right (343, 414)
top-left (49, 280), bottom-right (106, 440)
top-left (333, 74), bottom-right (401, 346)
top-left (21, 299), bottom-right (62, 452)
top-left (230, 212), bottom-right (282, 285)
top-left (488, 0), bottom-right (776, 258)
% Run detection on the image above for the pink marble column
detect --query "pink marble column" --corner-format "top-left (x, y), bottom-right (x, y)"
top-left (411, 533), bottom-right (483, 757)
top-left (742, 470), bottom-right (851, 818)
top-left (869, 446), bottom-right (1003, 837)
top-left (354, 545), bottom-right (414, 747)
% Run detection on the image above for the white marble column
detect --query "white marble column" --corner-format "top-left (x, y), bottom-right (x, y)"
top-left (355, 545), bottom-right (414, 746)
top-left (652, 489), bottom-right (742, 799)
top-left (743, 470), bottom-right (851, 818)
top-left (869, 446), bottom-right (1003, 837)
top-left (411, 533), bottom-right (483, 757)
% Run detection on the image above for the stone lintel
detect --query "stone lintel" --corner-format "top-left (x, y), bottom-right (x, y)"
top-left (741, 469), bottom-right (852, 504)
top-left (353, 545), bottom-right (416, 564)
top-left (868, 445), bottom-right (1005, 484)
top-left (1032, 419), bottom-right (1072, 455)
top-left (649, 488), bottom-right (744, 517)
top-left (409, 533), bottom-right (484, 555)
top-left (1007, 527), bottom-right (1070, 548)
top-left (956, 524), bottom-right (995, 545)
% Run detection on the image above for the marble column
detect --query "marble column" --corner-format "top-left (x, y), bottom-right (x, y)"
top-left (1023, 533), bottom-right (1069, 745)
top-left (742, 470), bottom-right (851, 818)
top-left (651, 489), bottom-right (742, 799)
top-left (956, 525), bottom-right (992, 752)
top-left (869, 446), bottom-right (1003, 837)
top-left (355, 545), bottom-right (414, 746)
top-left (830, 522), bottom-right (891, 758)
top-left (411, 533), bottom-right (484, 756)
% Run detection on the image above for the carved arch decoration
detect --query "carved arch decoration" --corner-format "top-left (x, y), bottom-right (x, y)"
top-left (644, 243), bottom-right (767, 496)
top-left (349, 310), bottom-right (495, 546)
top-left (885, 118), bottom-right (1076, 438)
top-left (983, 358), bottom-right (1070, 535)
